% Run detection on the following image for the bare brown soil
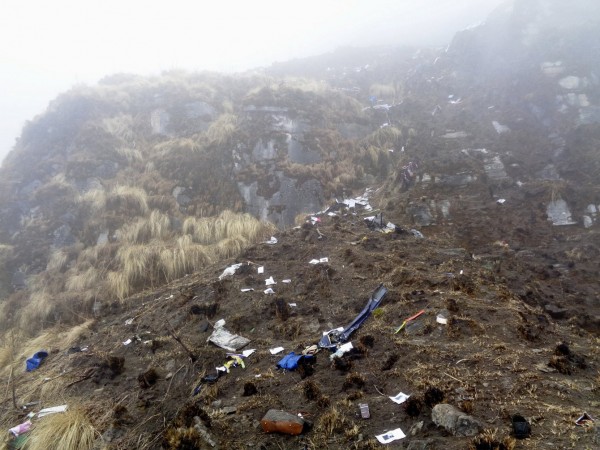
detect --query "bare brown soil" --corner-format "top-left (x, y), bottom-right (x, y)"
top-left (3, 202), bottom-right (598, 449)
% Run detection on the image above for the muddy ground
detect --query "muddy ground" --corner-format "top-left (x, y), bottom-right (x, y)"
top-left (3, 197), bottom-right (598, 449)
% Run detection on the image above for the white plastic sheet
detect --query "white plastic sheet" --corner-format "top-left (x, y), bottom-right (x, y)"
top-left (376, 428), bottom-right (406, 444)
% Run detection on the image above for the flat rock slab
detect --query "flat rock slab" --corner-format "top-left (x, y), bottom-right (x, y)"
top-left (432, 403), bottom-right (481, 437)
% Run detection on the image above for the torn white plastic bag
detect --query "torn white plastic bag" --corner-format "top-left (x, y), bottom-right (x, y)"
top-left (265, 276), bottom-right (276, 286)
top-left (207, 320), bottom-right (250, 352)
top-left (37, 405), bottom-right (68, 418)
top-left (376, 428), bottom-right (406, 444)
top-left (389, 392), bottom-right (410, 404)
top-left (218, 263), bottom-right (243, 280)
top-left (264, 288), bottom-right (275, 295)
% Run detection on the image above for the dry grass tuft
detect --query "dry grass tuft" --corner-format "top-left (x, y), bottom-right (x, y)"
top-left (27, 408), bottom-right (97, 450)
top-left (207, 114), bottom-right (237, 145)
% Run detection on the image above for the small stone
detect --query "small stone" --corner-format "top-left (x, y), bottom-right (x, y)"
top-left (222, 406), bottom-right (237, 415)
top-left (211, 400), bottom-right (222, 408)
top-left (165, 372), bottom-right (173, 380)
top-left (410, 420), bottom-right (424, 436)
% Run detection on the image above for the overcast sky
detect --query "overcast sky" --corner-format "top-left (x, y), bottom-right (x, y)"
top-left (0, 0), bottom-right (502, 164)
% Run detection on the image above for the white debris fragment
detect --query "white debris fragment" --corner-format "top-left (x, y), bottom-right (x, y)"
top-left (492, 121), bottom-right (511, 134)
top-left (282, 279), bottom-right (291, 283)
top-left (241, 288), bottom-right (254, 292)
top-left (265, 236), bottom-right (278, 244)
top-left (288, 303), bottom-right (297, 307)
top-left (496, 198), bottom-right (506, 204)
top-left (389, 392), bottom-right (410, 404)
top-left (269, 347), bottom-right (284, 355)
top-left (242, 349), bottom-right (256, 357)
top-left (124, 318), bottom-right (134, 325)
top-left (264, 288), bottom-right (275, 295)
top-left (265, 276), bottom-right (276, 286)
top-left (376, 428), bottom-right (406, 444)
top-left (257, 266), bottom-right (264, 274)
top-left (37, 405), bottom-right (68, 418)
top-left (123, 339), bottom-right (132, 346)
top-left (436, 315), bottom-right (448, 325)
top-left (218, 263), bottom-right (243, 280)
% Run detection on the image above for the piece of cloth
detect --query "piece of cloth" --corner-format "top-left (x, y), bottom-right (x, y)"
top-left (276, 352), bottom-right (313, 371)
top-left (25, 351), bottom-right (48, 372)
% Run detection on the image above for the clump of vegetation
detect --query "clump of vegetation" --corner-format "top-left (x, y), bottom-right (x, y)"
top-left (26, 408), bottom-right (97, 450)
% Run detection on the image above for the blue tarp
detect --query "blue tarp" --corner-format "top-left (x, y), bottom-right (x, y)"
top-left (26, 351), bottom-right (48, 372)
top-left (276, 352), bottom-right (313, 371)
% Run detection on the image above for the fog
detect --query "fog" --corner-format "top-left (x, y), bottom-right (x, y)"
top-left (0, 0), bottom-right (501, 163)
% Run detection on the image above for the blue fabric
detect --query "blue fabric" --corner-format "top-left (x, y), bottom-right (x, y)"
top-left (276, 352), bottom-right (313, 371)
top-left (26, 351), bottom-right (48, 372)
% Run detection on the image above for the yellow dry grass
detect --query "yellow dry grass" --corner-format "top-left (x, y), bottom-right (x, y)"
top-left (207, 113), bottom-right (237, 145)
top-left (78, 189), bottom-right (107, 212)
top-left (115, 146), bottom-right (143, 164)
top-left (101, 113), bottom-right (134, 141)
top-left (65, 267), bottom-right (98, 292)
top-left (108, 185), bottom-right (149, 216)
top-left (46, 249), bottom-right (68, 272)
top-left (117, 210), bottom-right (171, 244)
top-left (26, 408), bottom-right (96, 450)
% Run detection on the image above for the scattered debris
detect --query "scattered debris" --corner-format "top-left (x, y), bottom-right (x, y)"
top-left (265, 276), bottom-right (276, 286)
top-left (389, 392), bottom-right (410, 404)
top-left (264, 236), bottom-right (278, 244)
top-left (218, 263), bottom-right (243, 280)
top-left (309, 257), bottom-right (329, 264)
top-left (264, 288), bottom-right (275, 295)
top-left (26, 351), bottom-right (48, 372)
top-left (319, 284), bottom-right (387, 349)
top-left (270, 347), bottom-right (284, 355)
top-left (207, 319), bottom-right (250, 352)
top-left (512, 414), bottom-right (532, 438)
top-left (9, 420), bottom-right (32, 437)
top-left (276, 352), bottom-right (314, 371)
top-left (37, 405), bottom-right (68, 418)
top-left (329, 342), bottom-right (354, 360)
top-left (436, 314), bottom-right (448, 325)
top-left (395, 310), bottom-right (425, 334)
top-left (261, 409), bottom-right (305, 435)
top-left (575, 412), bottom-right (594, 427)
top-left (376, 427), bottom-right (406, 444)
top-left (359, 403), bottom-right (370, 419)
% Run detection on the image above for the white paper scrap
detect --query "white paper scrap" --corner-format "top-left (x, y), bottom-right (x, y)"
top-left (319, 257), bottom-right (329, 263)
top-left (265, 236), bottom-right (278, 244)
top-left (124, 318), bottom-right (134, 325)
top-left (37, 405), bottom-right (68, 418)
top-left (270, 347), bottom-right (284, 355)
top-left (257, 266), bottom-right (264, 274)
top-left (376, 428), bottom-right (406, 444)
top-left (122, 339), bottom-right (132, 346)
top-left (218, 263), bottom-right (243, 280)
top-left (241, 288), bottom-right (254, 292)
top-left (436, 315), bottom-right (448, 325)
top-left (264, 288), bottom-right (275, 295)
top-left (242, 349), bottom-right (256, 357)
top-left (309, 259), bottom-right (320, 264)
top-left (288, 303), bottom-right (297, 307)
top-left (497, 198), bottom-right (506, 204)
top-left (389, 392), bottom-right (410, 404)
top-left (265, 276), bottom-right (276, 286)
top-left (282, 279), bottom-right (291, 283)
